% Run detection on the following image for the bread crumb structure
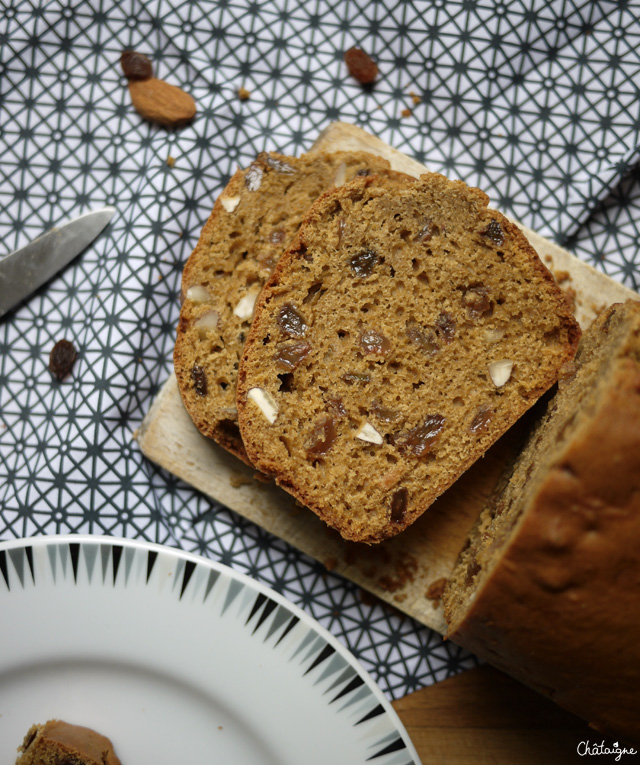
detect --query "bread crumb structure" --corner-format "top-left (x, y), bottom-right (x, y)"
top-left (237, 174), bottom-right (580, 543)
top-left (174, 150), bottom-right (409, 462)
top-left (443, 300), bottom-right (640, 741)
top-left (16, 719), bottom-right (121, 765)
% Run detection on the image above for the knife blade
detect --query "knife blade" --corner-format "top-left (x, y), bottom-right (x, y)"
top-left (0, 206), bottom-right (116, 319)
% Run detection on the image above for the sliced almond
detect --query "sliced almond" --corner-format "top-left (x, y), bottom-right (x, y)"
top-left (220, 195), bottom-right (241, 213)
top-left (233, 289), bottom-right (260, 321)
top-left (333, 162), bottom-right (347, 186)
top-left (186, 285), bottom-right (210, 304)
top-left (194, 310), bottom-right (219, 331)
top-left (355, 421), bottom-right (383, 445)
top-left (247, 388), bottom-right (278, 424)
top-left (483, 327), bottom-right (504, 343)
top-left (489, 360), bottom-right (514, 387)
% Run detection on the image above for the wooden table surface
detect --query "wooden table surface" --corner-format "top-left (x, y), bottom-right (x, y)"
top-left (392, 665), bottom-right (626, 764)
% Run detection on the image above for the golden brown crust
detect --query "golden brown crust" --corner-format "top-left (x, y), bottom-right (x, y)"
top-left (445, 300), bottom-right (640, 742)
top-left (237, 173), bottom-right (581, 543)
top-left (174, 150), bottom-right (410, 463)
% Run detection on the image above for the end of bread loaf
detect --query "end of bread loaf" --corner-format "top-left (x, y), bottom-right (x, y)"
top-left (236, 173), bottom-right (581, 543)
top-left (173, 150), bottom-right (410, 463)
top-left (443, 299), bottom-right (640, 741)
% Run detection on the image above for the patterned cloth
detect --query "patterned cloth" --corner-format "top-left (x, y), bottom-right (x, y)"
top-left (0, 0), bottom-right (639, 700)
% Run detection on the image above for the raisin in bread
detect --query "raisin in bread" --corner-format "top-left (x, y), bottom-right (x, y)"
top-left (174, 150), bottom-right (410, 463)
top-left (236, 173), bottom-right (581, 543)
top-left (443, 300), bottom-right (640, 742)
top-left (16, 719), bottom-right (121, 765)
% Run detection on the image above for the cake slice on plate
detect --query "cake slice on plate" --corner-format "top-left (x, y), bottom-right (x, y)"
top-left (16, 719), bottom-right (121, 765)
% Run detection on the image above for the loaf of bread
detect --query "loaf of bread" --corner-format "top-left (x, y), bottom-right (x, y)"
top-left (16, 719), bottom-right (121, 765)
top-left (236, 173), bottom-right (581, 543)
top-left (443, 300), bottom-right (640, 742)
top-left (174, 150), bottom-right (410, 462)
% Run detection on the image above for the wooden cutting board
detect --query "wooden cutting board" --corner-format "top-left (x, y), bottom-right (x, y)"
top-left (391, 665), bottom-right (622, 764)
top-left (136, 121), bottom-right (636, 634)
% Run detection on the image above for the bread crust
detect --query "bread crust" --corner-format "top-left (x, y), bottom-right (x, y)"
top-left (445, 301), bottom-right (640, 741)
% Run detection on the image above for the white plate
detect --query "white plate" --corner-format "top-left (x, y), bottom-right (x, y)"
top-left (0, 535), bottom-right (421, 764)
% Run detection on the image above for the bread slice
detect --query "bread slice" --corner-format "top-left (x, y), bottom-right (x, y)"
top-left (236, 173), bottom-right (581, 543)
top-left (174, 150), bottom-right (409, 462)
top-left (443, 300), bottom-right (640, 741)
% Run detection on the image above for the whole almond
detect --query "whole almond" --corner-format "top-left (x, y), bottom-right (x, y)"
top-left (128, 77), bottom-right (196, 127)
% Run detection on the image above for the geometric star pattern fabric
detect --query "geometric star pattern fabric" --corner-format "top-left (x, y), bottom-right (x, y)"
top-left (1, 0), bottom-right (638, 699)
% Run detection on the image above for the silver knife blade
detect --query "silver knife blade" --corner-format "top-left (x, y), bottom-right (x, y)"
top-left (0, 206), bottom-right (116, 319)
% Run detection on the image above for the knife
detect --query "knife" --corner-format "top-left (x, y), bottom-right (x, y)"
top-left (0, 206), bottom-right (116, 319)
